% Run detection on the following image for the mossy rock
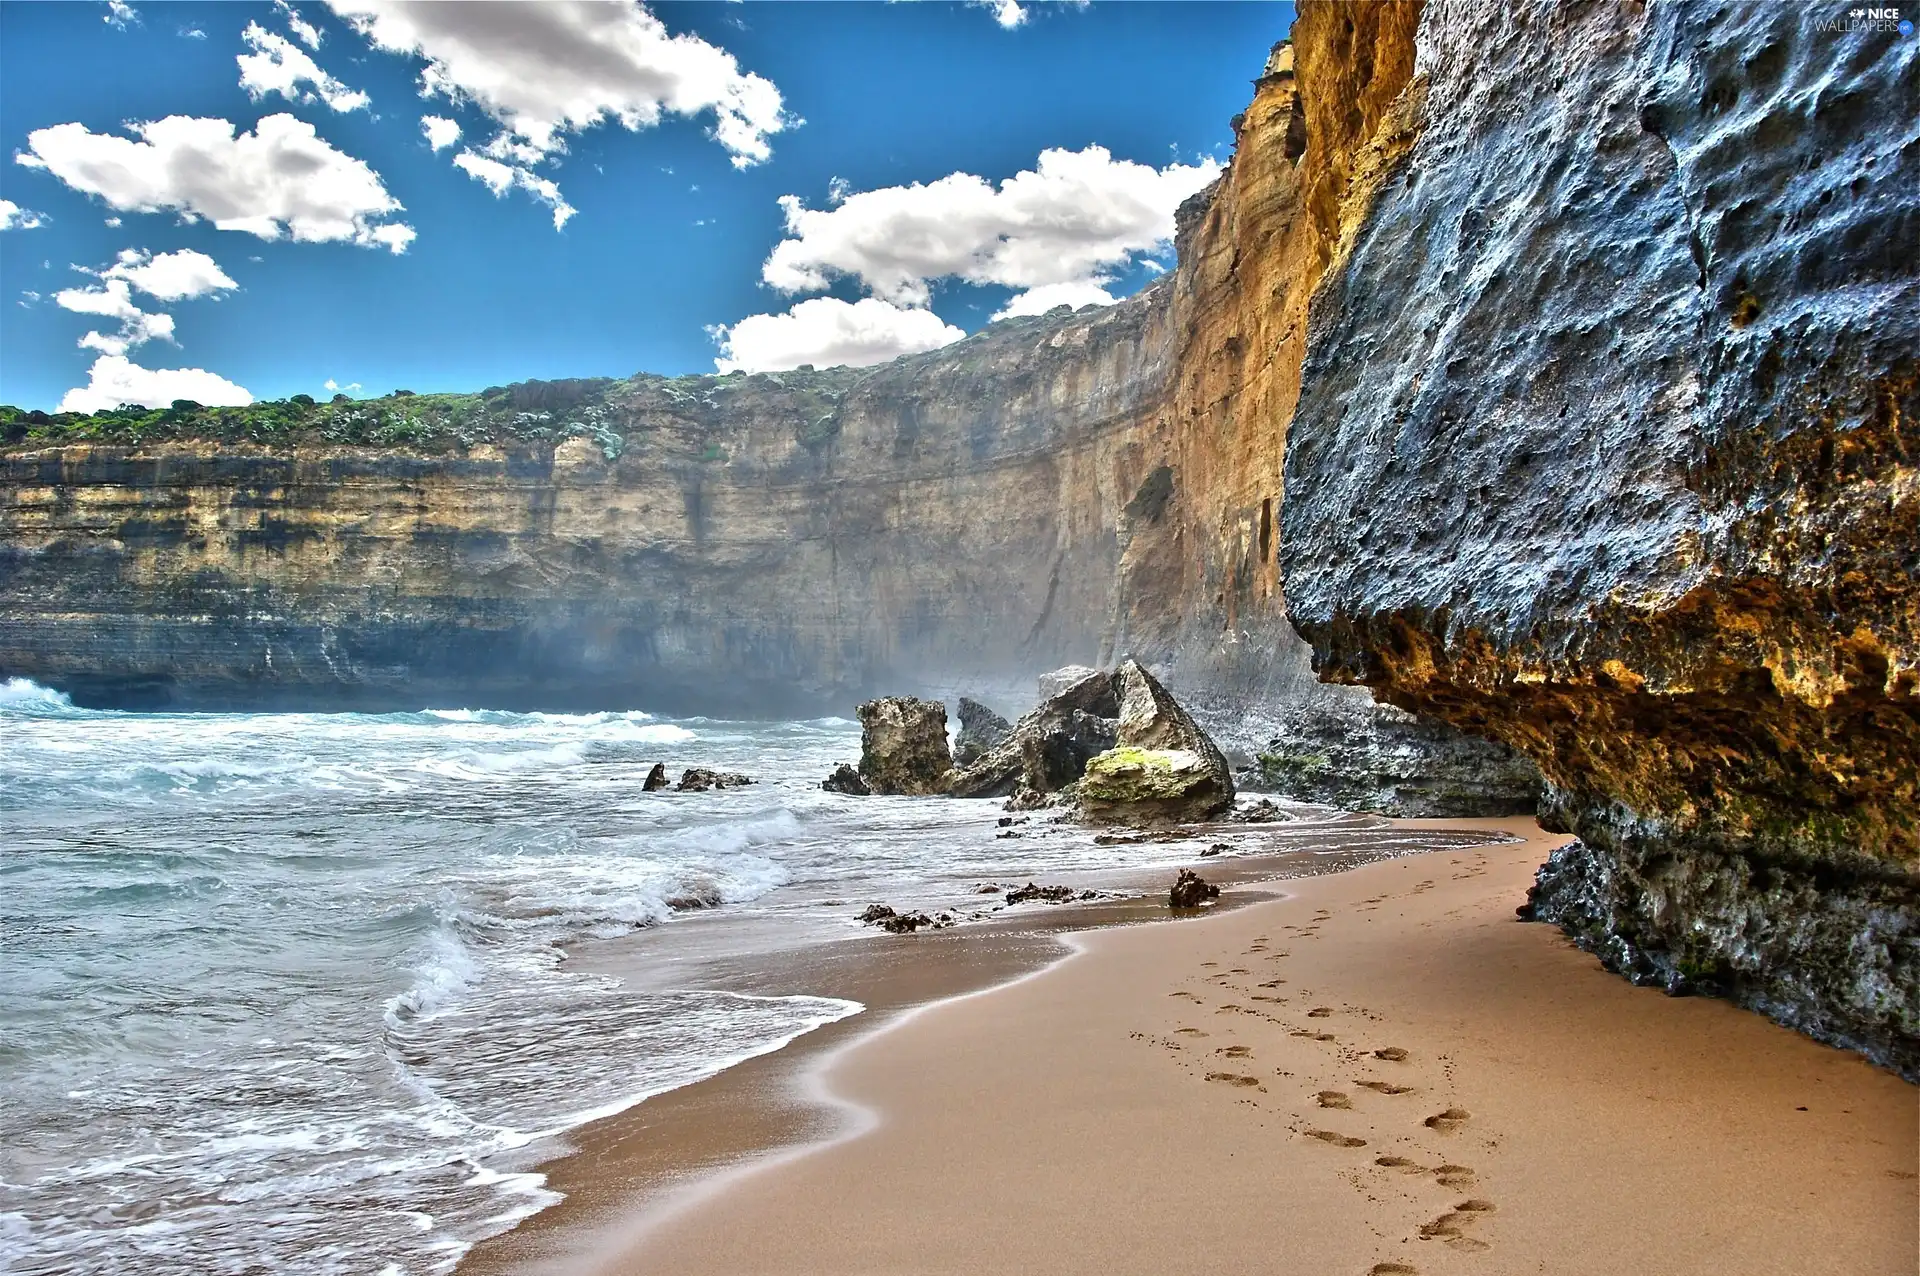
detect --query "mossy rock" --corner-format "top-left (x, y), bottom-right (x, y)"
top-left (1079, 747), bottom-right (1231, 826)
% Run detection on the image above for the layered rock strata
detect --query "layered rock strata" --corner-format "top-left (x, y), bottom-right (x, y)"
top-left (1277, 1), bottom-right (1918, 1075)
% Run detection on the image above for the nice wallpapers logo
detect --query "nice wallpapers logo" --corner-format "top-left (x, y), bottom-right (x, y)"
top-left (1820, 6), bottom-right (1915, 34)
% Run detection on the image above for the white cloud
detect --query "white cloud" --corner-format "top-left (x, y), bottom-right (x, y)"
top-left (103, 1), bottom-right (137, 29)
top-left (275, 0), bottom-right (324, 48)
top-left (323, 377), bottom-right (361, 393)
top-left (16, 114), bottom-right (415, 252)
top-left (711, 296), bottom-right (963, 374)
top-left (991, 279), bottom-right (1118, 320)
top-left (979, 0), bottom-right (1027, 28)
top-left (98, 247), bottom-right (239, 301)
top-left (421, 115), bottom-right (461, 150)
top-left (0, 200), bottom-right (49, 231)
top-left (330, 0), bottom-right (787, 170)
top-left (55, 278), bottom-right (176, 356)
top-left (104, 217), bottom-right (122, 227)
top-left (52, 248), bottom-right (235, 357)
top-left (180, 25), bottom-right (206, 40)
top-left (760, 145), bottom-right (1218, 313)
top-left (452, 150), bottom-right (576, 228)
top-left (238, 23), bottom-right (370, 112)
top-left (60, 355), bottom-right (251, 413)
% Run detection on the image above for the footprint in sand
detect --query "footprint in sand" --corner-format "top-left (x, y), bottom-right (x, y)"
top-left (1424, 1108), bottom-right (1471, 1132)
top-left (1368, 1265), bottom-right (1419, 1275)
top-left (1175, 1027), bottom-right (1208, 1037)
top-left (1373, 1046), bottom-right (1410, 1062)
top-left (1206, 1072), bottom-right (1263, 1088)
top-left (1304, 1129), bottom-right (1368, 1148)
top-left (1356, 1080), bottom-right (1413, 1095)
top-left (1315, 1091), bottom-right (1352, 1109)
top-left (1290, 1030), bottom-right (1338, 1041)
top-left (1419, 1200), bottom-right (1494, 1250)
top-left (1259, 978), bottom-right (1288, 987)
top-left (1434, 1164), bottom-right (1476, 1189)
top-left (1375, 1156), bottom-right (1424, 1174)
top-left (1168, 991), bottom-right (1203, 1001)
top-left (1217, 1045), bottom-right (1253, 1058)
top-left (1307, 1007), bottom-right (1334, 1018)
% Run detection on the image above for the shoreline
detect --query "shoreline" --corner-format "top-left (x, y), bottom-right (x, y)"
top-left (459, 814), bottom-right (1502, 1274)
top-left (465, 817), bottom-right (1917, 1275)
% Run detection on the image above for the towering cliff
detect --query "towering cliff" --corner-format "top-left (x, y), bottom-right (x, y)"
top-left (1277, 1), bottom-right (1918, 1074)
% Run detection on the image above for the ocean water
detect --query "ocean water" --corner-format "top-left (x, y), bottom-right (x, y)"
top-left (0, 677), bottom-right (1483, 1274)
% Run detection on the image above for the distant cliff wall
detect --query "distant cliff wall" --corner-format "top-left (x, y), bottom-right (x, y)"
top-left (0, 300), bottom-right (1173, 716)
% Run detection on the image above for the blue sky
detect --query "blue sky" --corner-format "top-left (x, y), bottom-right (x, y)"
top-left (0, 1), bottom-right (1290, 411)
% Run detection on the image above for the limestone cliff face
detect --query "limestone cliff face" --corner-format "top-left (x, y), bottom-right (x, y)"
top-left (0, 301), bottom-right (1171, 715)
top-left (1277, 1), bottom-right (1918, 1074)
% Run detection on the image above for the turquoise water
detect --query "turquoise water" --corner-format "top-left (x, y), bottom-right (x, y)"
top-left (0, 677), bottom-right (1489, 1273)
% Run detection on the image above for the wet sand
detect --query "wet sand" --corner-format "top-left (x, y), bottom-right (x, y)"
top-left (467, 818), bottom-right (1917, 1275)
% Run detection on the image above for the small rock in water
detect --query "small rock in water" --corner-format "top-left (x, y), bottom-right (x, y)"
top-left (821, 762), bottom-right (870, 795)
top-left (1229, 797), bottom-right (1286, 824)
top-left (1004, 882), bottom-right (1076, 905)
top-left (995, 829), bottom-right (1024, 839)
top-left (856, 903), bottom-right (896, 924)
top-left (880, 911), bottom-right (937, 934)
top-left (676, 767), bottom-right (753, 792)
top-left (1200, 842), bottom-right (1231, 857)
top-left (1169, 869), bottom-right (1221, 909)
top-left (642, 763), bottom-right (671, 792)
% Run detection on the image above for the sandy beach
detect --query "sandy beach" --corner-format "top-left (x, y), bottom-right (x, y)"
top-left (464, 818), bottom-right (1917, 1275)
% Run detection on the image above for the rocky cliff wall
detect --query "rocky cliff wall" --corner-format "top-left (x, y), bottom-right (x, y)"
top-left (1, 298), bottom-right (1175, 715)
top-left (1278, 0), bottom-right (1918, 1074)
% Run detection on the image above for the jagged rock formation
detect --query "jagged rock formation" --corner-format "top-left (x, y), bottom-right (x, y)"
top-left (854, 697), bottom-right (954, 796)
top-left (1256, 703), bottom-right (1538, 817)
top-left (954, 697), bottom-right (1013, 766)
top-left (949, 667), bottom-right (1122, 801)
top-left (1080, 660), bottom-right (1236, 825)
top-left (1277, 2), bottom-right (1918, 1075)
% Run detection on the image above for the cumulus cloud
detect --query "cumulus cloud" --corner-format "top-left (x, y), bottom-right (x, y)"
top-left (991, 279), bottom-right (1118, 320)
top-left (711, 297), bottom-right (964, 374)
top-left (98, 247), bottom-right (239, 301)
top-left (452, 150), bottom-right (575, 228)
top-left (761, 145), bottom-right (1218, 312)
top-left (16, 114), bottom-right (415, 252)
top-left (52, 249), bottom-right (237, 357)
top-left (332, 1), bottom-right (786, 165)
top-left (103, 1), bottom-right (137, 29)
top-left (60, 355), bottom-right (252, 413)
top-left (0, 200), bottom-right (49, 231)
top-left (421, 115), bottom-right (461, 150)
top-left (323, 377), bottom-right (362, 393)
top-left (238, 23), bottom-right (370, 112)
top-left (979, 0), bottom-right (1027, 27)
top-left (275, 0), bottom-right (324, 48)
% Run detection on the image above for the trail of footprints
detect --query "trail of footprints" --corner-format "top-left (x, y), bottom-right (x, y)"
top-left (1129, 875), bottom-right (1502, 1274)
